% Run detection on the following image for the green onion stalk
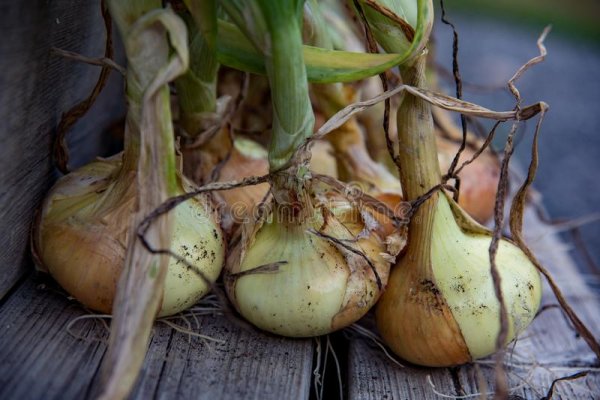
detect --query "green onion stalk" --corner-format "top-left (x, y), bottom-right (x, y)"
top-left (222, 0), bottom-right (398, 337)
top-left (358, 0), bottom-right (542, 367)
top-left (175, 0), bottom-right (269, 226)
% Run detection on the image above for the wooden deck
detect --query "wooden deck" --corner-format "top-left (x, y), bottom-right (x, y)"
top-left (1, 1), bottom-right (599, 399)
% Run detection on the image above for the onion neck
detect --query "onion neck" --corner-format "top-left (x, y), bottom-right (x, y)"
top-left (397, 53), bottom-right (440, 254)
top-left (257, 1), bottom-right (315, 221)
top-left (110, 1), bottom-right (178, 197)
top-left (260, 2), bottom-right (314, 173)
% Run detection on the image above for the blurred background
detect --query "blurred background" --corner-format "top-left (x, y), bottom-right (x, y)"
top-left (432, 0), bottom-right (600, 280)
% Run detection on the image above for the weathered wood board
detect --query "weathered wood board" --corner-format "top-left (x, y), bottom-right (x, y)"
top-left (0, 278), bottom-right (313, 400)
top-left (347, 206), bottom-right (600, 399)
top-left (0, 0), bottom-right (125, 299)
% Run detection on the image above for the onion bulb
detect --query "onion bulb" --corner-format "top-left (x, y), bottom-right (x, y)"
top-left (377, 192), bottom-right (541, 366)
top-left (376, 54), bottom-right (541, 366)
top-left (220, 0), bottom-right (400, 338)
top-left (35, 154), bottom-right (225, 317)
top-left (225, 188), bottom-right (397, 337)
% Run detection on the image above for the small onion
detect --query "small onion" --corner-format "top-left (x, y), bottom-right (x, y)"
top-left (225, 189), bottom-right (397, 337)
top-left (35, 154), bottom-right (225, 317)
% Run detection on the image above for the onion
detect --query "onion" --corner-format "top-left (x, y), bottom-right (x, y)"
top-left (217, 137), bottom-right (270, 219)
top-left (375, 53), bottom-right (541, 367)
top-left (219, 0), bottom-right (400, 337)
top-left (35, 1), bottom-right (225, 317)
top-left (436, 135), bottom-right (500, 223)
top-left (35, 154), bottom-right (224, 318)
top-left (226, 191), bottom-right (394, 336)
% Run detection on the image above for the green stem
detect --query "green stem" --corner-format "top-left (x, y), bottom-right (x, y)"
top-left (257, 0), bottom-right (315, 172)
top-left (175, 1), bottom-right (219, 136)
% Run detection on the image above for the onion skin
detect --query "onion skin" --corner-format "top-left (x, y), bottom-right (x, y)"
top-left (216, 137), bottom-right (270, 219)
top-left (309, 140), bottom-right (338, 179)
top-left (376, 194), bottom-right (542, 366)
top-left (36, 154), bottom-right (225, 317)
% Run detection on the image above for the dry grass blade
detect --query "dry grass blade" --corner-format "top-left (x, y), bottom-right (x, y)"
top-left (508, 25), bottom-right (551, 107)
top-left (488, 122), bottom-right (519, 400)
top-left (51, 48), bottom-right (125, 76)
top-left (508, 110), bottom-right (600, 359)
top-left (99, 7), bottom-right (189, 400)
top-left (499, 25), bottom-right (600, 361)
top-left (308, 84), bottom-right (544, 150)
top-left (454, 121), bottom-right (501, 176)
top-left (540, 371), bottom-right (589, 400)
top-left (438, 0), bottom-right (468, 182)
top-left (402, 86), bottom-right (545, 121)
top-left (51, 0), bottom-right (116, 174)
top-left (481, 26), bottom-right (555, 400)
top-left (489, 25), bottom-right (547, 399)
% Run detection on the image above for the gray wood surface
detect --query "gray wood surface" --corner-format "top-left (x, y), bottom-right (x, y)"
top-left (0, 278), bottom-right (313, 400)
top-left (347, 205), bottom-right (600, 399)
top-left (0, 0), bottom-right (125, 299)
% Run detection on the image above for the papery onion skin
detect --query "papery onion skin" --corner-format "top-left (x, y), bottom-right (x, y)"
top-left (217, 137), bottom-right (270, 218)
top-left (36, 154), bottom-right (225, 317)
top-left (436, 136), bottom-right (499, 224)
top-left (431, 195), bottom-right (542, 360)
top-left (225, 197), bottom-right (392, 337)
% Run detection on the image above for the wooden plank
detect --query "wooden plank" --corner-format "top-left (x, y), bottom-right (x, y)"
top-left (0, 0), bottom-right (125, 299)
top-left (0, 277), bottom-right (314, 400)
top-left (347, 205), bottom-right (600, 399)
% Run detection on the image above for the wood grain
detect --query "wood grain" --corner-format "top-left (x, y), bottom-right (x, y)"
top-left (346, 206), bottom-right (600, 399)
top-left (0, 277), bottom-right (313, 400)
top-left (0, 0), bottom-right (125, 299)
